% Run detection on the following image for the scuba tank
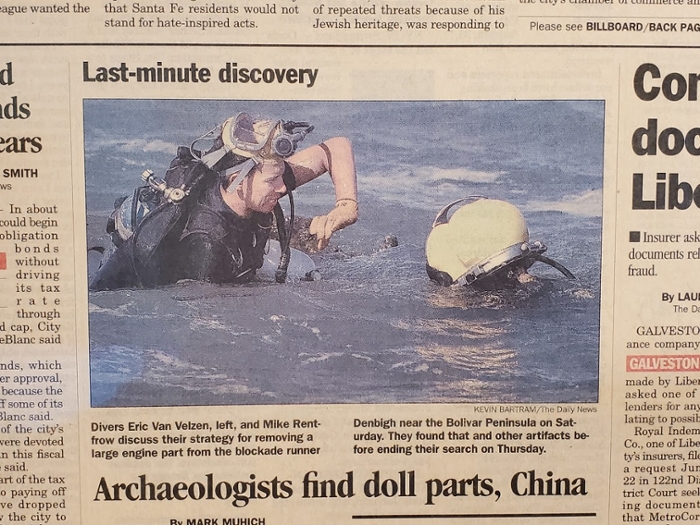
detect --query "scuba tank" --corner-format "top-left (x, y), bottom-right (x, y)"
top-left (90, 147), bottom-right (217, 290)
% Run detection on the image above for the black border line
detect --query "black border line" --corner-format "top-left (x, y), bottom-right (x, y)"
top-left (1, 42), bottom-right (700, 49)
top-left (351, 512), bottom-right (597, 519)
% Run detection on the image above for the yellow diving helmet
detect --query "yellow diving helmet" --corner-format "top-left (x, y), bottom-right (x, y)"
top-left (425, 197), bottom-right (574, 287)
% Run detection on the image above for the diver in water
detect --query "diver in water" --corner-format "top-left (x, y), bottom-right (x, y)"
top-left (425, 197), bottom-right (574, 290)
top-left (89, 113), bottom-right (358, 290)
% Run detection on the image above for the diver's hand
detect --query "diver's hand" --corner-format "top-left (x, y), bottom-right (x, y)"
top-left (309, 199), bottom-right (358, 251)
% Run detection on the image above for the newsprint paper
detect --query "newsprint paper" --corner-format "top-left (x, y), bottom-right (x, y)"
top-left (1, 2), bottom-right (700, 524)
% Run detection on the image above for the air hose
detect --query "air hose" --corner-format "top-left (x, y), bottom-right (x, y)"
top-left (273, 191), bottom-right (294, 283)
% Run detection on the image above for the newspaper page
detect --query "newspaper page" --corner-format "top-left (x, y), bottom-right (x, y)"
top-left (0, 2), bottom-right (698, 524)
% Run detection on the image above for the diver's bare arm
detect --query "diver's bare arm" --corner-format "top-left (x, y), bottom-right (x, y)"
top-left (287, 137), bottom-right (357, 201)
top-left (287, 137), bottom-right (359, 250)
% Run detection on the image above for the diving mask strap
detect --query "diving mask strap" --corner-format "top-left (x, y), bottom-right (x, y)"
top-left (199, 147), bottom-right (229, 169)
top-left (190, 125), bottom-right (224, 165)
top-left (222, 158), bottom-right (258, 193)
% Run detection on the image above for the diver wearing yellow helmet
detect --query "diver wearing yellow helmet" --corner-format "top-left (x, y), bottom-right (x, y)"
top-left (425, 197), bottom-right (574, 289)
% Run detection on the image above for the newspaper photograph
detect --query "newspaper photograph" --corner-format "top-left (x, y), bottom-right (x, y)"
top-left (1, 1), bottom-right (700, 524)
top-left (83, 99), bottom-right (601, 407)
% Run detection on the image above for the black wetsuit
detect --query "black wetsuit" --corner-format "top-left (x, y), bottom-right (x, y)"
top-left (89, 158), bottom-right (296, 291)
top-left (176, 181), bottom-right (274, 284)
